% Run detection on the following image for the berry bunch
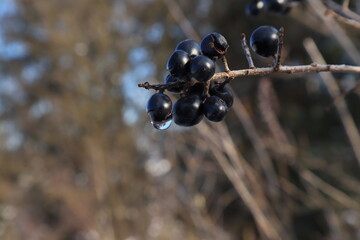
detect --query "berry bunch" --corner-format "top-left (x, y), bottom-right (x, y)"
top-left (245, 0), bottom-right (302, 16)
top-left (146, 32), bottom-right (232, 130)
top-left (142, 26), bottom-right (282, 130)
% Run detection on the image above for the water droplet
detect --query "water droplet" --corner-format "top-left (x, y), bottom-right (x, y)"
top-left (148, 114), bottom-right (172, 130)
top-left (151, 118), bottom-right (172, 130)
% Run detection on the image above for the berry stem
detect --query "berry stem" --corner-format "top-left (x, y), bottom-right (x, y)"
top-left (241, 33), bottom-right (255, 69)
top-left (221, 56), bottom-right (231, 72)
top-left (274, 27), bottom-right (284, 72)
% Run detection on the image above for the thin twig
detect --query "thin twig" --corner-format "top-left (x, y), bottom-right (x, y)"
top-left (138, 80), bottom-right (183, 91)
top-left (325, 9), bottom-right (360, 29)
top-left (301, 170), bottom-right (360, 209)
top-left (138, 64), bottom-right (360, 90)
top-left (342, 0), bottom-right (350, 10)
top-left (221, 56), bottom-right (231, 72)
top-left (240, 33), bottom-right (255, 69)
top-left (274, 27), bottom-right (284, 71)
top-left (211, 64), bottom-right (360, 80)
top-left (325, 0), bottom-right (360, 22)
top-left (327, 83), bottom-right (360, 110)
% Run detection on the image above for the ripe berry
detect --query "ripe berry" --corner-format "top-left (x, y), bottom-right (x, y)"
top-left (200, 32), bottom-right (229, 60)
top-left (166, 50), bottom-right (190, 77)
top-left (164, 74), bottom-right (186, 93)
top-left (250, 25), bottom-right (279, 58)
top-left (264, 0), bottom-right (288, 13)
top-left (173, 95), bottom-right (204, 127)
top-left (209, 84), bottom-right (234, 108)
top-left (176, 39), bottom-right (201, 58)
top-left (203, 96), bottom-right (228, 122)
top-left (246, 0), bottom-right (265, 16)
top-left (189, 55), bottom-right (215, 82)
top-left (146, 93), bottom-right (173, 130)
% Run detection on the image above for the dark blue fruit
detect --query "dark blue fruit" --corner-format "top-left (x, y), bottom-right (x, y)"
top-left (203, 96), bottom-right (228, 122)
top-left (250, 25), bottom-right (279, 58)
top-left (264, 0), bottom-right (288, 13)
top-left (209, 84), bottom-right (234, 108)
top-left (164, 74), bottom-right (186, 93)
top-left (173, 95), bottom-right (204, 127)
top-left (166, 50), bottom-right (190, 77)
top-left (189, 55), bottom-right (215, 82)
top-left (200, 32), bottom-right (229, 60)
top-left (176, 39), bottom-right (201, 58)
top-left (246, 0), bottom-right (266, 16)
top-left (146, 93), bottom-right (173, 130)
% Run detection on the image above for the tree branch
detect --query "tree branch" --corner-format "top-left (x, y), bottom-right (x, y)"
top-left (325, 0), bottom-right (360, 23)
top-left (325, 9), bottom-right (360, 29)
top-left (138, 64), bottom-right (360, 91)
top-left (211, 64), bottom-right (360, 80)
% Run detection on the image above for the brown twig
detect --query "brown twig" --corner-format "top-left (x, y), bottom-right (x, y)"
top-left (221, 56), bottom-right (231, 72)
top-left (274, 27), bottom-right (284, 72)
top-left (326, 83), bottom-right (360, 110)
top-left (240, 33), bottom-right (255, 69)
top-left (138, 80), bottom-right (184, 92)
top-left (325, 0), bottom-right (360, 22)
top-left (138, 64), bottom-right (360, 91)
top-left (325, 9), bottom-right (360, 29)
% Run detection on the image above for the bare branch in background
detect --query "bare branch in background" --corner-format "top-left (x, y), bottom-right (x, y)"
top-left (325, 9), bottom-right (360, 29)
top-left (325, 0), bottom-right (360, 22)
top-left (162, 0), bottom-right (201, 42)
top-left (304, 37), bottom-right (360, 165)
top-left (308, 0), bottom-right (360, 65)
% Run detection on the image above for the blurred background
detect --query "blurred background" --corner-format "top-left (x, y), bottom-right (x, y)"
top-left (0, 0), bottom-right (359, 239)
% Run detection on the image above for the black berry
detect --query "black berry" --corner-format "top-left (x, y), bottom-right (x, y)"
top-left (173, 95), bottom-right (204, 127)
top-left (166, 50), bottom-right (190, 77)
top-left (250, 25), bottom-right (279, 58)
top-left (246, 0), bottom-right (266, 16)
top-left (203, 96), bottom-right (228, 122)
top-left (146, 93), bottom-right (173, 130)
top-left (176, 39), bottom-right (201, 58)
top-left (264, 0), bottom-right (288, 13)
top-left (209, 84), bottom-right (234, 108)
top-left (189, 55), bottom-right (215, 82)
top-left (200, 32), bottom-right (229, 60)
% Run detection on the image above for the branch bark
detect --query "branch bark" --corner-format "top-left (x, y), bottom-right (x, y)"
top-left (211, 64), bottom-right (360, 80)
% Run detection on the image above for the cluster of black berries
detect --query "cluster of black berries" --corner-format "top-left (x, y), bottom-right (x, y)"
top-left (146, 32), bottom-right (232, 130)
top-left (145, 25), bottom-right (280, 130)
top-left (246, 0), bottom-right (302, 16)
